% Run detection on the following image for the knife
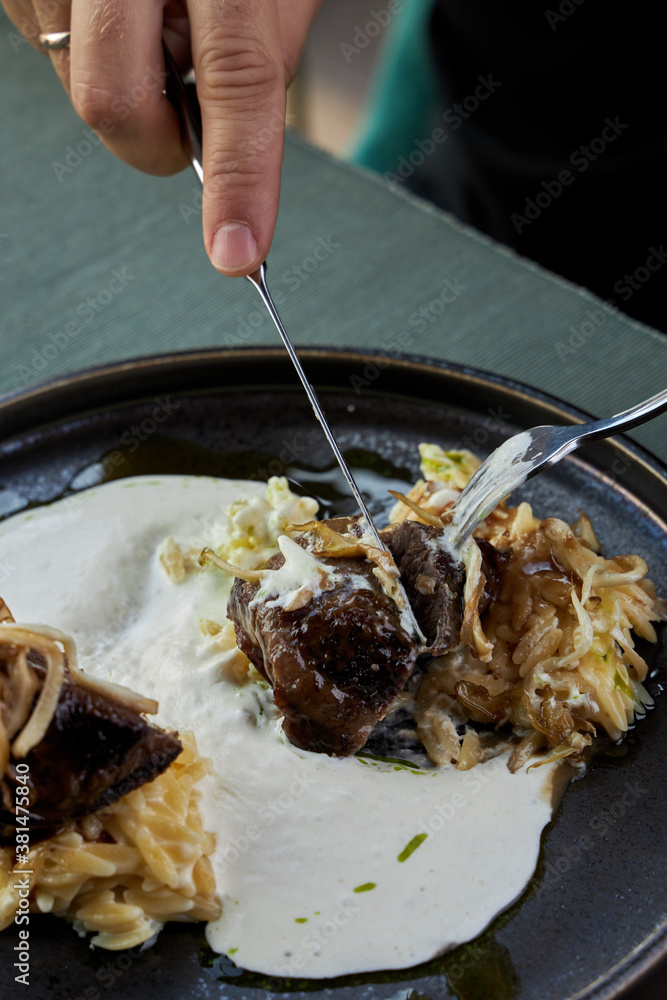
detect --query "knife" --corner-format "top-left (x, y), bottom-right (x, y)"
top-left (162, 47), bottom-right (426, 646)
top-left (162, 46), bottom-right (389, 554)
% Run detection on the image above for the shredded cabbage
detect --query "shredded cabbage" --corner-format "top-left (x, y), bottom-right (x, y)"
top-left (401, 443), bottom-right (665, 771)
top-left (418, 444), bottom-right (481, 488)
top-left (159, 477), bottom-right (319, 581)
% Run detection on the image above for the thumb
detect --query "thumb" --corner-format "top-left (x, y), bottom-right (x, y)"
top-left (190, 0), bottom-right (286, 276)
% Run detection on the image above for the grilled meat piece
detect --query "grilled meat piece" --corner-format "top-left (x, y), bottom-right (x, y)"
top-left (0, 664), bottom-right (181, 844)
top-left (228, 552), bottom-right (418, 756)
top-left (381, 520), bottom-right (465, 655)
top-left (477, 538), bottom-right (511, 610)
top-left (381, 522), bottom-right (511, 655)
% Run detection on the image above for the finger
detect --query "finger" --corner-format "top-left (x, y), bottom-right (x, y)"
top-left (69, 0), bottom-right (188, 176)
top-left (189, 0), bottom-right (286, 276)
top-left (277, 0), bottom-right (324, 82)
top-left (3, 0), bottom-right (45, 54)
top-left (33, 0), bottom-right (72, 92)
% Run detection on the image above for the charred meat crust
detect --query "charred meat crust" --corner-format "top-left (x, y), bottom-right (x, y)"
top-left (228, 553), bottom-right (418, 756)
top-left (228, 519), bottom-right (508, 758)
top-left (381, 520), bottom-right (465, 656)
top-left (0, 666), bottom-right (181, 844)
top-left (477, 538), bottom-right (511, 609)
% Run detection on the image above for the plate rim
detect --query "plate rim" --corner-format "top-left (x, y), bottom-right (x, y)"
top-left (0, 344), bottom-right (665, 476)
top-left (0, 346), bottom-right (665, 1000)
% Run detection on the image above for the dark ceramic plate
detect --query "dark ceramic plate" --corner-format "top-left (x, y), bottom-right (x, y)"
top-left (0, 349), bottom-right (665, 1000)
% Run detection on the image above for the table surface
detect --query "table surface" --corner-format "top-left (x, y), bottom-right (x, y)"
top-left (1, 12), bottom-right (666, 465)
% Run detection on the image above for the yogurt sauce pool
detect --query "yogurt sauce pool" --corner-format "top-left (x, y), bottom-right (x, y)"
top-left (0, 476), bottom-right (565, 978)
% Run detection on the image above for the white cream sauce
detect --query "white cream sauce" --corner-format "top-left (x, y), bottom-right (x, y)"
top-left (251, 534), bottom-right (340, 610)
top-left (0, 476), bottom-right (562, 978)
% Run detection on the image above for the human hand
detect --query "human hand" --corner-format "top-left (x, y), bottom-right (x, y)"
top-left (3, 0), bottom-right (323, 276)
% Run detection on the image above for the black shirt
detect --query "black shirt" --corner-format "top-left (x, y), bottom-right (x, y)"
top-left (416, 1), bottom-right (666, 331)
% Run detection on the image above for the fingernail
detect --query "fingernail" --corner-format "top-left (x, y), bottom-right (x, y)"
top-left (211, 222), bottom-right (258, 273)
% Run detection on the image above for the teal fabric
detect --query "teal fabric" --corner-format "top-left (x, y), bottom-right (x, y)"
top-left (349, 1), bottom-right (440, 172)
top-left (1, 10), bottom-right (666, 463)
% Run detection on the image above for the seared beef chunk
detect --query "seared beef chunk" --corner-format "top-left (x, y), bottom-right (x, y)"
top-left (477, 539), bottom-right (511, 610)
top-left (228, 554), bottom-right (418, 756)
top-left (227, 515), bottom-right (509, 757)
top-left (382, 520), bottom-right (465, 655)
top-left (382, 522), bottom-right (510, 655)
top-left (0, 666), bottom-right (181, 844)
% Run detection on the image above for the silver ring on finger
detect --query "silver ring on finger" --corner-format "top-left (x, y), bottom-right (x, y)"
top-left (39, 31), bottom-right (71, 51)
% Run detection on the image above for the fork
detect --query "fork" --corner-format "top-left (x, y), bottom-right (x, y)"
top-left (449, 386), bottom-right (667, 545)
